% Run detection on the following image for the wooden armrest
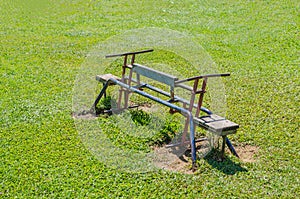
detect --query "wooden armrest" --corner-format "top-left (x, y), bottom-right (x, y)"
top-left (175, 73), bottom-right (230, 84)
top-left (105, 49), bottom-right (153, 58)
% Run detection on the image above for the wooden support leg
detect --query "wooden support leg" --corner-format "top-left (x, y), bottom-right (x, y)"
top-left (117, 88), bottom-right (123, 109)
top-left (221, 135), bottom-right (226, 160)
top-left (91, 81), bottom-right (110, 113)
top-left (103, 83), bottom-right (107, 98)
top-left (124, 89), bottom-right (130, 109)
top-left (226, 137), bottom-right (240, 158)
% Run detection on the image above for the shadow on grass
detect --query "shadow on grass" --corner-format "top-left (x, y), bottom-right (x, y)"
top-left (203, 149), bottom-right (248, 175)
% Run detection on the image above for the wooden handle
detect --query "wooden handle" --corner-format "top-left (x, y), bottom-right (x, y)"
top-left (105, 49), bottom-right (153, 58)
top-left (175, 73), bottom-right (230, 84)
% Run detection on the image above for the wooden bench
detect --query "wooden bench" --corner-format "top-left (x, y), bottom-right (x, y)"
top-left (93, 49), bottom-right (239, 168)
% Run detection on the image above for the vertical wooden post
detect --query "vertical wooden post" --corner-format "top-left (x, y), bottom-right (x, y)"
top-left (117, 55), bottom-right (128, 109)
top-left (221, 135), bottom-right (226, 160)
top-left (195, 77), bottom-right (208, 118)
top-left (124, 55), bottom-right (134, 109)
top-left (181, 79), bottom-right (199, 144)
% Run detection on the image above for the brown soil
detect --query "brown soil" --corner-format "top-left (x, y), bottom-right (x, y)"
top-left (152, 146), bottom-right (194, 174)
top-left (156, 156), bottom-right (194, 174)
top-left (228, 144), bottom-right (260, 163)
top-left (154, 144), bottom-right (259, 174)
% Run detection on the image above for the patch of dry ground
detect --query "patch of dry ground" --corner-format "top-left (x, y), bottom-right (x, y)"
top-left (229, 144), bottom-right (259, 163)
top-left (155, 144), bottom-right (259, 174)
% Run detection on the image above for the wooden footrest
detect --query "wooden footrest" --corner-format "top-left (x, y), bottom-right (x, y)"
top-left (194, 114), bottom-right (239, 136)
top-left (96, 74), bottom-right (121, 85)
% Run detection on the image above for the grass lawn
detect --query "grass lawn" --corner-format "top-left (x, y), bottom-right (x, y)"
top-left (0, 0), bottom-right (299, 198)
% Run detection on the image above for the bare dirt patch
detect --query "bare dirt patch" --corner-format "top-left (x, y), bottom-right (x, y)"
top-left (228, 144), bottom-right (260, 163)
top-left (152, 146), bottom-right (194, 174)
top-left (154, 144), bottom-right (259, 174)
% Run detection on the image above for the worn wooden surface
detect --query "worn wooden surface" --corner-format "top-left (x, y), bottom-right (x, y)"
top-left (194, 114), bottom-right (239, 136)
top-left (132, 64), bottom-right (178, 87)
top-left (96, 74), bottom-right (121, 85)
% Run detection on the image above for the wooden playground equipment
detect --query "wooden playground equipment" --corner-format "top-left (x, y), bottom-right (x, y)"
top-left (91, 49), bottom-right (239, 170)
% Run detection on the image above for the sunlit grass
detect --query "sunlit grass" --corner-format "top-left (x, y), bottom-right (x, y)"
top-left (0, 0), bottom-right (299, 198)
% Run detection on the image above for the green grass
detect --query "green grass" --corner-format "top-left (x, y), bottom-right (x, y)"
top-left (1, 0), bottom-right (299, 198)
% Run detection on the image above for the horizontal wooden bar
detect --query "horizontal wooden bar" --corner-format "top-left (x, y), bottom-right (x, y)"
top-left (175, 73), bottom-right (230, 84)
top-left (176, 83), bottom-right (193, 91)
top-left (105, 49), bottom-right (153, 58)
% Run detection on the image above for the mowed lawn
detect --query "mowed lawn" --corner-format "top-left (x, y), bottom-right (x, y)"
top-left (0, 0), bottom-right (299, 198)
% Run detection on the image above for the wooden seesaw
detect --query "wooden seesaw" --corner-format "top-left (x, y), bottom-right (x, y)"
top-left (91, 49), bottom-right (239, 170)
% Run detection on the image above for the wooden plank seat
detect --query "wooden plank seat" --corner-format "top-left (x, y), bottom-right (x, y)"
top-left (96, 74), bottom-right (121, 85)
top-left (194, 114), bottom-right (239, 136)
